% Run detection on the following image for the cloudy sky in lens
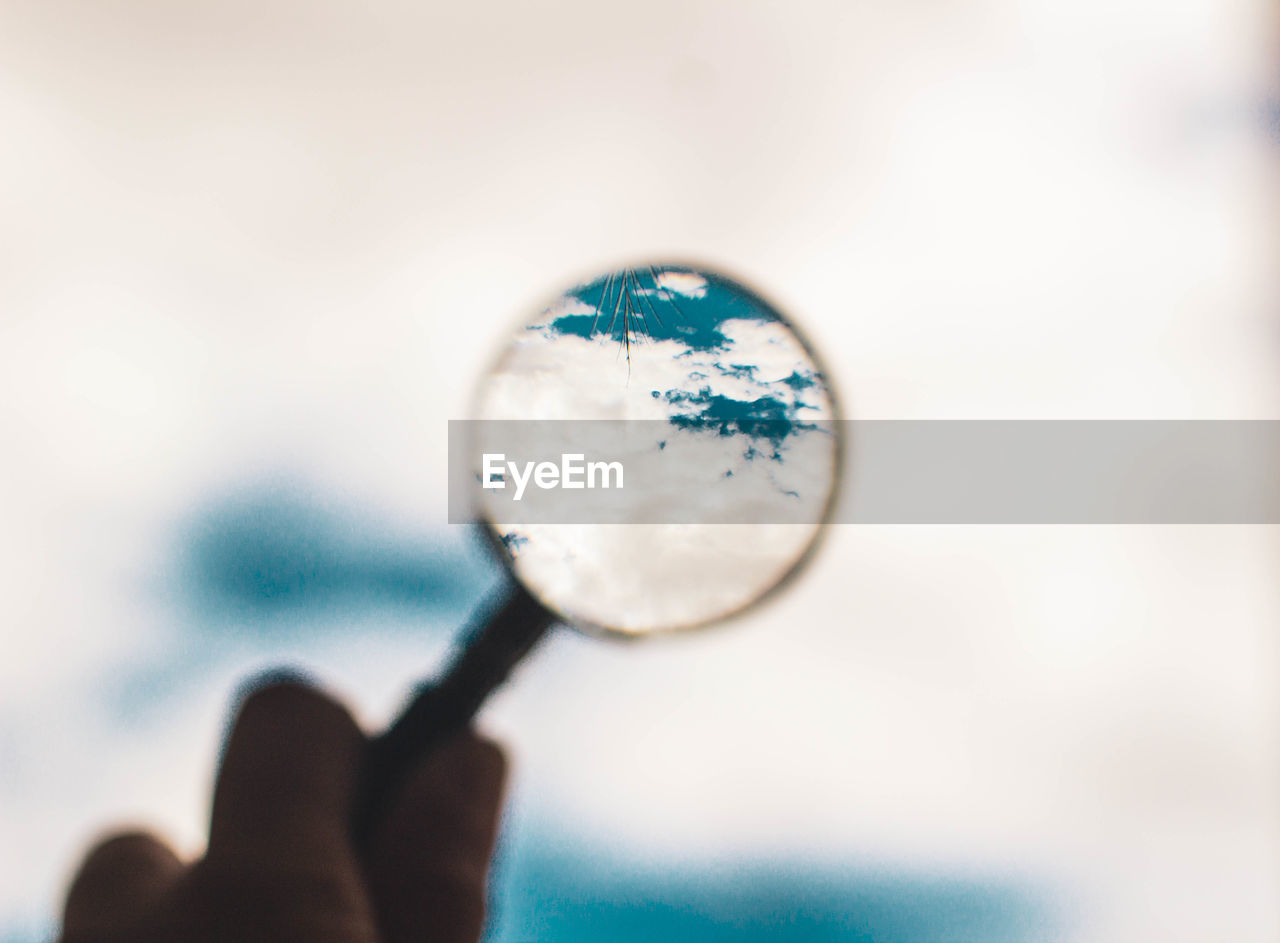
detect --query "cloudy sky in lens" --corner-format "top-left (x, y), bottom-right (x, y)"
top-left (474, 266), bottom-right (839, 632)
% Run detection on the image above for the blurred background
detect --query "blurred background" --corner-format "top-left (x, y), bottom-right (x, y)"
top-left (1, 0), bottom-right (1278, 940)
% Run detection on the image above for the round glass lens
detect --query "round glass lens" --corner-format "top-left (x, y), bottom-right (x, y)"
top-left (471, 263), bottom-right (841, 635)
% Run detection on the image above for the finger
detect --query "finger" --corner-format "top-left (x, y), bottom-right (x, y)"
top-left (62, 830), bottom-right (184, 939)
top-left (207, 674), bottom-right (364, 866)
top-left (369, 731), bottom-right (507, 943)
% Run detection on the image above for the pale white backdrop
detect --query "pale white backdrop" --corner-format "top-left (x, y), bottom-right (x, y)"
top-left (1, 1), bottom-right (1277, 940)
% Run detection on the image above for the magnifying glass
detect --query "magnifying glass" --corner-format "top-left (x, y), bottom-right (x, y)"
top-left (353, 262), bottom-right (843, 847)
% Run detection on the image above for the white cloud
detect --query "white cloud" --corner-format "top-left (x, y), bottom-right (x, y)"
top-left (654, 271), bottom-right (708, 298)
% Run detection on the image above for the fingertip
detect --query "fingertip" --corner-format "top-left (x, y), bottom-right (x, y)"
top-left (221, 670), bottom-right (364, 761)
top-left (70, 829), bottom-right (183, 885)
top-left (404, 730), bottom-right (509, 836)
top-left (447, 731), bottom-right (509, 799)
top-left (232, 666), bottom-right (317, 703)
top-left (226, 668), bottom-right (334, 734)
top-left (63, 830), bottom-right (183, 937)
top-left (208, 672), bottom-right (365, 862)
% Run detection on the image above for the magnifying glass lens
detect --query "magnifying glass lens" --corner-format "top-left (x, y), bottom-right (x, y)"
top-left (473, 263), bottom-right (842, 635)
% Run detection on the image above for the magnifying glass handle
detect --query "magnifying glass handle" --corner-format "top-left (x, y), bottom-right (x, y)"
top-left (352, 581), bottom-right (555, 852)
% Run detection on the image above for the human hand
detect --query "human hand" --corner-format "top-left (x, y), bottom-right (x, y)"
top-left (58, 678), bottom-right (508, 943)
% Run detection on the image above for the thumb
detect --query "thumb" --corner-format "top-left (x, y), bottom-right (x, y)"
top-left (368, 731), bottom-right (507, 943)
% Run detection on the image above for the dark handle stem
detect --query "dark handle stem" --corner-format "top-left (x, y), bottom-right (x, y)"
top-left (352, 581), bottom-right (555, 852)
